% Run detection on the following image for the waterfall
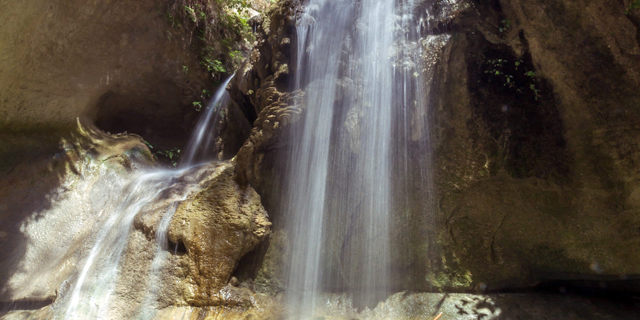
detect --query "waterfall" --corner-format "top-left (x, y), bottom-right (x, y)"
top-left (181, 76), bottom-right (234, 166)
top-left (283, 0), bottom-right (434, 315)
top-left (57, 77), bottom-right (233, 320)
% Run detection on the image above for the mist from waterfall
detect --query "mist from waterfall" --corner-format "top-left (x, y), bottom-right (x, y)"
top-left (284, 0), bottom-right (434, 315)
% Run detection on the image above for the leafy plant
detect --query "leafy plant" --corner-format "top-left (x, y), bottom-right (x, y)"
top-left (168, 0), bottom-right (258, 78)
top-left (499, 19), bottom-right (511, 33)
top-left (193, 101), bottom-right (203, 111)
top-left (201, 89), bottom-right (212, 98)
top-left (156, 148), bottom-right (181, 167)
top-left (144, 142), bottom-right (182, 167)
top-left (200, 57), bottom-right (226, 73)
top-left (482, 57), bottom-right (541, 100)
top-left (626, 0), bottom-right (640, 14)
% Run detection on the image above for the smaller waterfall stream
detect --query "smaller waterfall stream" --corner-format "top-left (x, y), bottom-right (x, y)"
top-left (56, 77), bottom-right (233, 320)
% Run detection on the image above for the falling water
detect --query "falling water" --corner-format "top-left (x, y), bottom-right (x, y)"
top-left (57, 78), bottom-right (233, 320)
top-left (284, 0), bottom-right (436, 315)
top-left (181, 76), bottom-right (234, 166)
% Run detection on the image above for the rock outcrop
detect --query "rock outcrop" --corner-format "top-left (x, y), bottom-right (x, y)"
top-left (229, 0), bottom-right (304, 190)
top-left (167, 162), bottom-right (271, 306)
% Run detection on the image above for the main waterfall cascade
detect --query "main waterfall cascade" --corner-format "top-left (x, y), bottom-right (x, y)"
top-left (283, 0), bottom-right (439, 313)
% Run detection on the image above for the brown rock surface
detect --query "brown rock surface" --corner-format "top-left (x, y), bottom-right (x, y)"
top-left (0, 0), bottom-right (212, 145)
top-left (167, 162), bottom-right (271, 306)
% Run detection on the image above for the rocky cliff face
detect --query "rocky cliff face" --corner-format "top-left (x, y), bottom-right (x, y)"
top-left (2, 0), bottom-right (640, 317)
top-left (228, 0), bottom-right (640, 293)
top-left (429, 0), bottom-right (640, 291)
top-left (0, 0), bottom-right (267, 314)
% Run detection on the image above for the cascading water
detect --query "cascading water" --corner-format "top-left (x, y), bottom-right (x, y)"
top-left (52, 77), bottom-right (233, 320)
top-left (181, 77), bottom-right (234, 166)
top-left (284, 0), bottom-right (434, 315)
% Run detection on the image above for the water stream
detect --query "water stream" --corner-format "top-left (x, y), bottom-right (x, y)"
top-left (55, 78), bottom-right (233, 320)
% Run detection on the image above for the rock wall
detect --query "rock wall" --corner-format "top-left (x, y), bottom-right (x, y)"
top-left (429, 0), bottom-right (640, 291)
top-left (0, 0), bottom-right (212, 147)
top-left (0, 123), bottom-right (156, 303)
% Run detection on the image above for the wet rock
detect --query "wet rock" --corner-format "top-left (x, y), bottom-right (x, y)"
top-left (229, 0), bottom-right (304, 189)
top-left (423, 0), bottom-right (640, 291)
top-left (79, 291), bottom-right (640, 320)
top-left (167, 163), bottom-right (271, 306)
top-left (0, 122), bottom-right (155, 303)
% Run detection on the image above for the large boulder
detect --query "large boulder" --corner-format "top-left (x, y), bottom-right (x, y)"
top-left (166, 162), bottom-right (271, 306)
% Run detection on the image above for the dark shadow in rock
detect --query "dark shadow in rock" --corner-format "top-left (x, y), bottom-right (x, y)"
top-left (466, 31), bottom-right (572, 183)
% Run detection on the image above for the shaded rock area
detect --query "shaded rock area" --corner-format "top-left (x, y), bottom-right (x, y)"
top-left (0, 0), bottom-right (213, 149)
top-left (427, 0), bottom-right (640, 292)
top-left (225, 0), bottom-right (640, 297)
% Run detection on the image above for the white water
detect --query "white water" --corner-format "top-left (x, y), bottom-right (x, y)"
top-left (57, 78), bottom-right (233, 320)
top-left (284, 0), bottom-right (436, 315)
top-left (181, 76), bottom-right (234, 166)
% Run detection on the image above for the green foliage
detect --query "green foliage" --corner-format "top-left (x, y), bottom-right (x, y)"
top-left (200, 57), bottom-right (226, 73)
top-left (499, 19), bottom-right (511, 33)
top-left (184, 5), bottom-right (197, 22)
top-left (144, 142), bottom-right (181, 167)
top-left (182, 65), bottom-right (189, 74)
top-left (165, 12), bottom-right (181, 28)
top-left (482, 58), bottom-right (541, 100)
top-left (193, 101), bottom-right (203, 112)
top-left (626, 0), bottom-right (640, 14)
top-left (169, 0), bottom-right (262, 77)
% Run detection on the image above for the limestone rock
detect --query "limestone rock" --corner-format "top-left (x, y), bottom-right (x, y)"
top-left (229, 0), bottom-right (304, 189)
top-left (225, 0), bottom-right (640, 294)
top-left (167, 163), bottom-right (271, 306)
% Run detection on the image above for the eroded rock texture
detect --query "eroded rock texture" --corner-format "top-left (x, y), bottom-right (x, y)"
top-left (230, 0), bottom-right (304, 190)
top-left (167, 163), bottom-right (271, 306)
top-left (429, 0), bottom-right (640, 291)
